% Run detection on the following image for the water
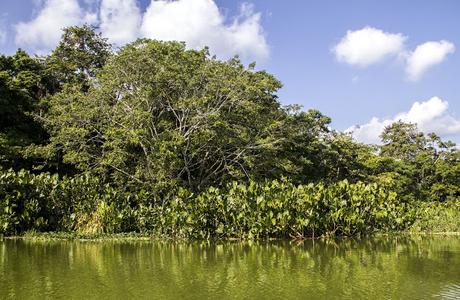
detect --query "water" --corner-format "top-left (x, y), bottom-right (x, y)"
top-left (1, 236), bottom-right (459, 299)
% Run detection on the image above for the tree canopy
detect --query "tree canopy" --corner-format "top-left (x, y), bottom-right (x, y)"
top-left (0, 25), bottom-right (458, 200)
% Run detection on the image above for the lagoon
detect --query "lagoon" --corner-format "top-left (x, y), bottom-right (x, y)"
top-left (1, 236), bottom-right (460, 299)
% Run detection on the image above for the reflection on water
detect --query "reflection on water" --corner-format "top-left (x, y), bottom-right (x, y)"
top-left (0, 236), bottom-right (459, 299)
top-left (437, 284), bottom-right (460, 299)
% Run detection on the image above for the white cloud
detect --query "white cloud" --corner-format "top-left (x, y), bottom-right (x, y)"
top-left (14, 0), bottom-right (97, 53)
top-left (347, 117), bottom-right (393, 145)
top-left (333, 27), bottom-right (406, 66)
top-left (347, 97), bottom-right (460, 144)
top-left (14, 0), bottom-right (268, 61)
top-left (99, 0), bottom-right (141, 46)
top-left (333, 27), bottom-right (455, 81)
top-left (140, 0), bottom-right (269, 60)
top-left (405, 40), bottom-right (455, 81)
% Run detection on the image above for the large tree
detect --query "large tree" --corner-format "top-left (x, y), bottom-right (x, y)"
top-left (43, 39), bottom-right (288, 190)
top-left (379, 121), bottom-right (460, 201)
top-left (0, 50), bottom-right (50, 170)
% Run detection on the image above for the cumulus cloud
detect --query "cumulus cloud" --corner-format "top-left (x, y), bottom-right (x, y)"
top-left (333, 27), bottom-right (455, 81)
top-left (332, 27), bottom-right (406, 66)
top-left (405, 40), bottom-right (455, 81)
top-left (140, 0), bottom-right (269, 60)
top-left (99, 0), bottom-right (141, 46)
top-left (14, 0), bottom-right (268, 61)
top-left (347, 97), bottom-right (460, 144)
top-left (14, 0), bottom-right (97, 53)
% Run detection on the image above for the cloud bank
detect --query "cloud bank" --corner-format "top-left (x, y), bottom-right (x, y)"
top-left (333, 27), bottom-right (455, 81)
top-left (14, 0), bottom-right (269, 61)
top-left (347, 97), bottom-right (460, 144)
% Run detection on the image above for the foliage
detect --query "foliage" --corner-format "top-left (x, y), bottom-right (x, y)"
top-left (380, 121), bottom-right (426, 160)
top-left (149, 179), bottom-right (414, 239)
top-left (0, 50), bottom-right (50, 169)
top-left (42, 39), bottom-right (287, 189)
top-left (45, 24), bottom-right (111, 91)
top-left (378, 121), bottom-right (460, 201)
top-left (0, 26), bottom-right (459, 238)
top-left (0, 169), bottom-right (417, 238)
top-left (410, 200), bottom-right (460, 233)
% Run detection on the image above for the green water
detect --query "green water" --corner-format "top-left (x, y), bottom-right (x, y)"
top-left (1, 236), bottom-right (459, 299)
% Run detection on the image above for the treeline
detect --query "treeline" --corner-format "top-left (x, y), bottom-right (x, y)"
top-left (0, 25), bottom-right (459, 237)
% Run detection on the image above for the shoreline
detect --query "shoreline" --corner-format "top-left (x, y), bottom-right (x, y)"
top-left (2, 231), bottom-right (460, 242)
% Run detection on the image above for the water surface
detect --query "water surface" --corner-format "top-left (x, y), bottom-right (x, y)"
top-left (1, 236), bottom-right (459, 299)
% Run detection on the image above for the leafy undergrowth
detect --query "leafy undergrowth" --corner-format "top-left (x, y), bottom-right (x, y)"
top-left (2, 169), bottom-right (458, 240)
top-left (410, 200), bottom-right (460, 233)
top-left (1, 169), bottom-right (415, 238)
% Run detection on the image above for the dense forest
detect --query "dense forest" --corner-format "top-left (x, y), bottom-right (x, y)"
top-left (1, 26), bottom-right (459, 238)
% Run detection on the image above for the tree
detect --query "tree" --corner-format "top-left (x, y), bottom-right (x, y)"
top-left (28, 25), bottom-right (112, 173)
top-left (379, 121), bottom-right (460, 201)
top-left (271, 107), bottom-right (331, 182)
top-left (0, 50), bottom-right (50, 170)
top-left (43, 39), bottom-right (285, 190)
top-left (45, 25), bottom-right (111, 91)
top-left (380, 121), bottom-right (426, 160)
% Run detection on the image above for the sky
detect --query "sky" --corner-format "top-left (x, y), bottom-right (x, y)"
top-left (1, 0), bottom-right (459, 144)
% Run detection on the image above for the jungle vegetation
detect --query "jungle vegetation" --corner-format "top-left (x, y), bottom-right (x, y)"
top-left (0, 26), bottom-right (459, 238)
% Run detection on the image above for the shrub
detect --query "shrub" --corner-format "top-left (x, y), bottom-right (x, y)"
top-left (0, 169), bottom-right (419, 238)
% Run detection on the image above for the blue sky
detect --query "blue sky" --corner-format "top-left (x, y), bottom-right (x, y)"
top-left (1, 0), bottom-right (459, 144)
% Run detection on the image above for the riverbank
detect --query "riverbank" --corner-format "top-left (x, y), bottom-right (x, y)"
top-left (2, 230), bottom-right (460, 242)
top-left (2, 170), bottom-right (458, 239)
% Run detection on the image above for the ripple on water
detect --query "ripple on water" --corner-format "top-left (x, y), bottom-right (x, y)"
top-left (436, 283), bottom-right (460, 299)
